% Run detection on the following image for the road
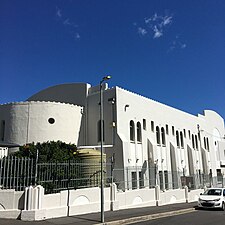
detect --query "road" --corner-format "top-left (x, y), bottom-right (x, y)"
top-left (132, 208), bottom-right (225, 225)
top-left (0, 205), bottom-right (224, 225)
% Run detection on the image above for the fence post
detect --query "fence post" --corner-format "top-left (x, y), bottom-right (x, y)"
top-left (21, 185), bottom-right (46, 221)
top-left (110, 183), bottom-right (119, 211)
top-left (35, 149), bottom-right (39, 186)
top-left (184, 185), bottom-right (188, 203)
top-left (155, 185), bottom-right (160, 206)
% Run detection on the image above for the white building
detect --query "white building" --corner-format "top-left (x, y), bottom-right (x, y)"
top-left (0, 83), bottom-right (225, 189)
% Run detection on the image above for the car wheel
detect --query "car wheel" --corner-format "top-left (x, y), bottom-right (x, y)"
top-left (221, 202), bottom-right (225, 211)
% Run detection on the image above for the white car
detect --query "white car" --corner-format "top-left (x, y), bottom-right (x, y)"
top-left (198, 188), bottom-right (225, 210)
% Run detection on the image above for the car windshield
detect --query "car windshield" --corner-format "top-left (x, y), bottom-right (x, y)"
top-left (204, 189), bottom-right (222, 196)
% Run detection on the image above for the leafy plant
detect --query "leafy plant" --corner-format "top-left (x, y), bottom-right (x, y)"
top-left (13, 141), bottom-right (78, 162)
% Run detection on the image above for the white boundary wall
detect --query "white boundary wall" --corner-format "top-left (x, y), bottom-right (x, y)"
top-left (0, 189), bottom-right (24, 219)
top-left (0, 147), bottom-right (8, 158)
top-left (0, 185), bottom-right (203, 221)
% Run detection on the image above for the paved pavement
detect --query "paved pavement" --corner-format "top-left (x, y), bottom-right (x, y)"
top-left (0, 202), bottom-right (197, 225)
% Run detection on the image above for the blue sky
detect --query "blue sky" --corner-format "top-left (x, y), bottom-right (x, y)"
top-left (1, 0), bottom-right (225, 119)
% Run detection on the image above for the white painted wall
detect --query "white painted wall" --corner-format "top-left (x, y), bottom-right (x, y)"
top-left (0, 101), bottom-right (83, 147)
top-left (0, 189), bottom-right (24, 219)
top-left (1, 185), bottom-right (202, 221)
top-left (70, 84), bottom-right (225, 189)
top-left (0, 147), bottom-right (8, 158)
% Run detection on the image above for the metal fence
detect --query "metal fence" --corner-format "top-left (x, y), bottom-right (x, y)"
top-left (0, 156), bottom-right (35, 191)
top-left (37, 161), bottom-right (111, 193)
top-left (0, 156), bottom-right (112, 193)
top-left (111, 166), bottom-right (214, 191)
top-left (0, 156), bottom-right (224, 194)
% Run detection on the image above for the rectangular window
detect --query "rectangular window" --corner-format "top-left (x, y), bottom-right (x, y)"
top-left (139, 171), bottom-right (144, 189)
top-left (159, 171), bottom-right (163, 190)
top-left (166, 124), bottom-right (169, 135)
top-left (132, 172), bottom-right (137, 190)
top-left (172, 126), bottom-right (175, 136)
top-left (183, 129), bottom-right (186, 138)
top-left (1, 120), bottom-right (5, 141)
top-left (151, 121), bottom-right (154, 132)
top-left (143, 119), bottom-right (146, 130)
top-left (188, 130), bottom-right (191, 139)
top-left (98, 120), bottom-right (104, 142)
top-left (164, 171), bottom-right (169, 190)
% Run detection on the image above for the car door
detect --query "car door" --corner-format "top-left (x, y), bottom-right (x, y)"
top-left (223, 189), bottom-right (225, 202)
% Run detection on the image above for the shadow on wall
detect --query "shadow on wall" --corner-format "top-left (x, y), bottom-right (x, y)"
top-left (18, 192), bottom-right (25, 210)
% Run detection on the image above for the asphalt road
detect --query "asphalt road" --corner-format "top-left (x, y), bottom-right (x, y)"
top-left (132, 208), bottom-right (225, 225)
top-left (1, 203), bottom-right (224, 225)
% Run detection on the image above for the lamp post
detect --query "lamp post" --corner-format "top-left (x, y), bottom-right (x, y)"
top-left (100, 75), bottom-right (111, 223)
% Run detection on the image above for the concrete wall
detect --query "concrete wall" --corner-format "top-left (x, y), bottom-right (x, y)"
top-left (103, 87), bottom-right (225, 188)
top-left (1, 82), bottom-right (225, 189)
top-left (0, 189), bottom-right (24, 219)
top-left (75, 84), bottom-right (225, 190)
top-left (20, 185), bottom-right (112, 221)
top-left (117, 188), bottom-right (156, 209)
top-left (0, 184), bottom-right (202, 221)
top-left (0, 101), bottom-right (82, 148)
top-left (0, 147), bottom-right (8, 158)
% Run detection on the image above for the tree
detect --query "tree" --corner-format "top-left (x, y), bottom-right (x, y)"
top-left (13, 141), bottom-right (78, 162)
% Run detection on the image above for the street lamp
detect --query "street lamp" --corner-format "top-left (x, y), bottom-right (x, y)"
top-left (100, 75), bottom-right (111, 223)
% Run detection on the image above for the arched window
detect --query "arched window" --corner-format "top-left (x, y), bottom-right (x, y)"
top-left (130, 120), bottom-right (135, 141)
top-left (176, 131), bottom-right (180, 147)
top-left (180, 132), bottom-right (184, 148)
top-left (97, 120), bottom-right (104, 142)
top-left (156, 126), bottom-right (160, 145)
top-left (137, 122), bottom-right (142, 142)
top-left (161, 127), bottom-right (166, 146)
top-left (195, 135), bottom-right (198, 150)
top-left (192, 134), bottom-right (195, 149)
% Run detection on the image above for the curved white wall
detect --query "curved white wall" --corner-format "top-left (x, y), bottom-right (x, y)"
top-left (0, 101), bottom-right (82, 146)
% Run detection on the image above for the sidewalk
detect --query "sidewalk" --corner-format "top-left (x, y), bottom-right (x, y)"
top-left (48, 202), bottom-right (197, 225)
top-left (0, 202), bottom-right (197, 225)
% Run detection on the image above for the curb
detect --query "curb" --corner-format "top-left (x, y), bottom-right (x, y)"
top-left (96, 208), bottom-right (196, 225)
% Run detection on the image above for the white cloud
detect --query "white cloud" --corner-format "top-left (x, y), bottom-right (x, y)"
top-left (56, 7), bottom-right (62, 18)
top-left (63, 18), bottom-right (71, 25)
top-left (181, 43), bottom-right (186, 49)
top-left (134, 11), bottom-right (187, 52)
top-left (168, 37), bottom-right (187, 52)
top-left (137, 12), bottom-right (173, 39)
top-left (144, 17), bottom-right (152, 24)
top-left (75, 33), bottom-right (80, 39)
top-left (138, 27), bottom-right (147, 36)
top-left (153, 26), bottom-right (163, 38)
top-left (162, 16), bottom-right (172, 26)
top-left (152, 13), bottom-right (159, 21)
top-left (55, 7), bottom-right (80, 41)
